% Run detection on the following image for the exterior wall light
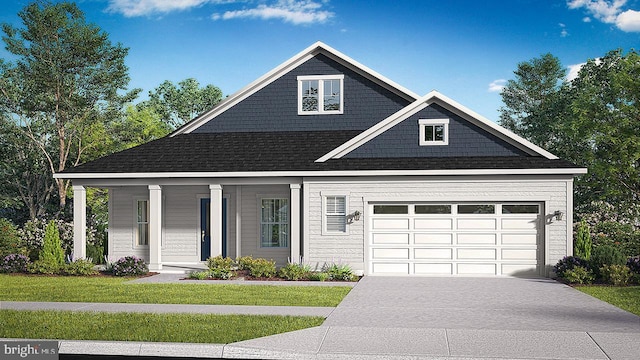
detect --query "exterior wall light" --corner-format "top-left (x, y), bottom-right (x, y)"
top-left (353, 210), bottom-right (361, 221)
top-left (553, 210), bottom-right (564, 221)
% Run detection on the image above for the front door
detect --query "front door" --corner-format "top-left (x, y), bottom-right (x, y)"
top-left (200, 198), bottom-right (227, 261)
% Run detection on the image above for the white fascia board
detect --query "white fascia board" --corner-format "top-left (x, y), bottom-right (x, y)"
top-left (53, 167), bottom-right (587, 180)
top-left (173, 42), bottom-right (419, 136)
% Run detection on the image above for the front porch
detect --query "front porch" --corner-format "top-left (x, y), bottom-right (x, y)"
top-left (71, 181), bottom-right (303, 271)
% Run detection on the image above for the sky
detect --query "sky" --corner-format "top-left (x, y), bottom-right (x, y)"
top-left (0, 0), bottom-right (639, 122)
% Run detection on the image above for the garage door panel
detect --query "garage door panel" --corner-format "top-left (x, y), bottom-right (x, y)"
top-left (501, 249), bottom-right (537, 260)
top-left (415, 263), bottom-right (453, 275)
top-left (457, 218), bottom-right (496, 230)
top-left (457, 233), bottom-right (496, 245)
top-left (372, 218), bottom-right (409, 230)
top-left (457, 263), bottom-right (497, 275)
top-left (372, 248), bottom-right (409, 259)
top-left (372, 263), bottom-right (409, 274)
top-left (502, 218), bottom-right (538, 230)
top-left (372, 233), bottom-right (409, 244)
top-left (414, 233), bottom-right (453, 245)
top-left (502, 234), bottom-right (537, 245)
top-left (414, 248), bottom-right (453, 259)
top-left (502, 264), bottom-right (537, 276)
top-left (415, 218), bottom-right (452, 230)
top-left (457, 248), bottom-right (496, 260)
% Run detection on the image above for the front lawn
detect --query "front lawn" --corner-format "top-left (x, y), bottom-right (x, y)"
top-left (0, 275), bottom-right (350, 307)
top-left (0, 310), bottom-right (323, 343)
top-left (577, 286), bottom-right (640, 316)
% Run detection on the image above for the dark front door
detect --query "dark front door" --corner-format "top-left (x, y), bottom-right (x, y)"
top-left (200, 198), bottom-right (227, 261)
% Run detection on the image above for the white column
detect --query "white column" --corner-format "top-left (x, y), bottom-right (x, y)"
top-left (290, 184), bottom-right (301, 263)
top-left (72, 185), bottom-right (87, 260)
top-left (210, 184), bottom-right (223, 257)
top-left (148, 185), bottom-right (162, 270)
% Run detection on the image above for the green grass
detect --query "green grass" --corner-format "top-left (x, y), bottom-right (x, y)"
top-left (577, 286), bottom-right (640, 316)
top-left (0, 310), bottom-right (324, 343)
top-left (0, 274), bottom-right (350, 307)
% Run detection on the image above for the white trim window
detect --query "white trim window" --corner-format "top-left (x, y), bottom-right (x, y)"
top-left (298, 75), bottom-right (344, 115)
top-left (419, 119), bottom-right (449, 146)
top-left (325, 195), bottom-right (347, 233)
top-left (260, 198), bottom-right (289, 248)
top-left (136, 199), bottom-right (149, 246)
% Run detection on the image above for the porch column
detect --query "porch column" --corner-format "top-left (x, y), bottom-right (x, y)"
top-left (72, 185), bottom-right (87, 260)
top-left (148, 185), bottom-right (162, 270)
top-left (210, 184), bottom-right (223, 257)
top-left (290, 184), bottom-right (301, 263)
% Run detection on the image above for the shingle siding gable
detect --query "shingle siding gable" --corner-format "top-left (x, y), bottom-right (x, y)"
top-left (193, 54), bottom-right (411, 133)
top-left (344, 104), bottom-right (529, 158)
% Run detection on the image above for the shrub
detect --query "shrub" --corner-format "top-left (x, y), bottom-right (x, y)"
top-left (111, 256), bottom-right (149, 276)
top-left (628, 257), bottom-right (640, 274)
top-left (246, 258), bottom-right (276, 278)
top-left (600, 264), bottom-right (632, 286)
top-left (86, 243), bottom-right (104, 264)
top-left (209, 268), bottom-right (233, 279)
top-left (18, 218), bottom-right (76, 260)
top-left (0, 254), bottom-right (29, 273)
top-left (62, 259), bottom-right (97, 276)
top-left (324, 263), bottom-right (356, 281)
top-left (0, 218), bottom-right (25, 257)
top-left (307, 272), bottom-right (329, 282)
top-left (563, 266), bottom-right (594, 284)
top-left (40, 220), bottom-right (65, 266)
top-left (206, 256), bottom-right (234, 279)
top-left (590, 245), bottom-right (626, 278)
top-left (27, 259), bottom-right (62, 275)
top-left (236, 256), bottom-right (255, 271)
top-left (574, 220), bottom-right (592, 260)
top-left (553, 256), bottom-right (589, 278)
top-left (188, 270), bottom-right (211, 280)
top-left (278, 263), bottom-right (311, 280)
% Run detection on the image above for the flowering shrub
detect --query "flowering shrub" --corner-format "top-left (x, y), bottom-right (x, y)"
top-left (0, 219), bottom-right (25, 257)
top-left (18, 218), bottom-right (75, 260)
top-left (553, 256), bottom-right (589, 278)
top-left (62, 259), bottom-right (97, 276)
top-left (246, 258), bottom-right (276, 278)
top-left (0, 254), bottom-right (29, 273)
top-left (628, 257), bottom-right (640, 274)
top-left (562, 266), bottom-right (594, 285)
top-left (278, 262), bottom-right (311, 280)
top-left (111, 256), bottom-right (149, 276)
top-left (600, 265), bottom-right (632, 286)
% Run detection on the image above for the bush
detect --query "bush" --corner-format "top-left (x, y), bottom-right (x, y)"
top-left (553, 256), bottom-right (589, 278)
top-left (246, 258), bottom-right (276, 278)
top-left (188, 270), bottom-right (211, 280)
top-left (278, 263), bottom-right (311, 280)
top-left (0, 218), bottom-right (25, 257)
top-left (62, 259), bottom-right (97, 276)
top-left (324, 263), bottom-right (357, 281)
top-left (111, 256), bottom-right (149, 276)
top-left (0, 254), bottom-right (29, 273)
top-left (236, 256), bottom-right (255, 271)
top-left (18, 218), bottom-right (76, 260)
top-left (206, 256), bottom-right (234, 279)
top-left (27, 259), bottom-right (62, 275)
top-left (40, 220), bottom-right (65, 266)
top-left (590, 245), bottom-right (626, 278)
top-left (574, 220), bottom-right (592, 260)
top-left (628, 257), bottom-right (640, 274)
top-left (600, 264), bottom-right (632, 286)
top-left (307, 272), bottom-right (329, 282)
top-left (86, 243), bottom-right (104, 264)
top-left (563, 266), bottom-right (594, 284)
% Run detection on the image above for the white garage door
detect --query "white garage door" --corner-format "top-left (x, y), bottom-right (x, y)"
top-left (368, 203), bottom-right (542, 276)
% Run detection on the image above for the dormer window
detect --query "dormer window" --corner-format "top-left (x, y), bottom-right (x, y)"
top-left (419, 119), bottom-right (449, 146)
top-left (298, 75), bottom-right (344, 115)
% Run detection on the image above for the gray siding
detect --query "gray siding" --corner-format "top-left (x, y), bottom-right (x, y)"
top-left (108, 187), bottom-right (149, 261)
top-left (345, 104), bottom-right (529, 158)
top-left (193, 54), bottom-right (411, 133)
top-left (304, 176), bottom-right (571, 274)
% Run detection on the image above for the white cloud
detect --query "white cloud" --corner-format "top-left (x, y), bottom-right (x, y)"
top-left (583, 16), bottom-right (592, 22)
top-left (616, 9), bottom-right (640, 31)
top-left (567, 0), bottom-right (640, 32)
top-left (107, 0), bottom-right (217, 17)
top-left (213, 0), bottom-right (333, 25)
top-left (488, 79), bottom-right (507, 93)
top-left (566, 62), bottom-right (585, 81)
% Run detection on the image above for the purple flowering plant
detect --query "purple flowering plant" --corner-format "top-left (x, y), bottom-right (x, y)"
top-left (0, 254), bottom-right (30, 273)
top-left (111, 255), bottom-right (149, 276)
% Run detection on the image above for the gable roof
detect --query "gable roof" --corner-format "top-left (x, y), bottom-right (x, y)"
top-left (172, 41), bottom-right (420, 136)
top-left (316, 91), bottom-right (558, 162)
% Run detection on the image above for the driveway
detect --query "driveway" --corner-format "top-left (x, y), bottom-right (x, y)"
top-left (324, 276), bottom-right (640, 332)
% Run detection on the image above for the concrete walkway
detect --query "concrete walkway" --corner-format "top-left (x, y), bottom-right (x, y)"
top-left (3, 275), bottom-right (640, 359)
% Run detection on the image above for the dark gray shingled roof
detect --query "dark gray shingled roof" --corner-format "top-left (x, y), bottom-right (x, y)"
top-left (61, 131), bottom-right (578, 174)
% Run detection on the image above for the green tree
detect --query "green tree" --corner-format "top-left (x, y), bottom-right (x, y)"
top-left (574, 220), bottom-right (592, 260)
top-left (111, 105), bottom-right (172, 151)
top-left (498, 53), bottom-right (566, 148)
top-left (0, 1), bottom-right (138, 210)
top-left (141, 78), bottom-right (222, 129)
top-left (40, 219), bottom-right (64, 265)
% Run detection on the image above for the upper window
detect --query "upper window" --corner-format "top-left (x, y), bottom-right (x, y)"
top-left (298, 75), bottom-right (344, 115)
top-left (136, 200), bottom-right (149, 246)
top-left (419, 119), bottom-right (449, 146)
top-left (325, 196), bottom-right (347, 233)
top-left (260, 198), bottom-right (289, 248)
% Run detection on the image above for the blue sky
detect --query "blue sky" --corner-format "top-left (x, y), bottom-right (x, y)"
top-left (1, 0), bottom-right (639, 122)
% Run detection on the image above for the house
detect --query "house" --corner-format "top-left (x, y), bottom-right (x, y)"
top-left (55, 42), bottom-right (586, 277)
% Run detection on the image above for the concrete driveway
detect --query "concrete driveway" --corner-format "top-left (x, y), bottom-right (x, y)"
top-left (228, 276), bottom-right (640, 359)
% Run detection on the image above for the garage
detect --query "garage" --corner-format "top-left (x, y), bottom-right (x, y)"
top-left (368, 203), bottom-right (542, 276)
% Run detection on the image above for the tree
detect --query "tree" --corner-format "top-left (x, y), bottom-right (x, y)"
top-left (574, 220), bottom-right (592, 260)
top-left (141, 78), bottom-right (222, 129)
top-left (40, 219), bottom-right (64, 265)
top-left (0, 1), bottom-right (138, 210)
top-left (498, 53), bottom-right (566, 148)
top-left (111, 105), bottom-right (172, 151)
